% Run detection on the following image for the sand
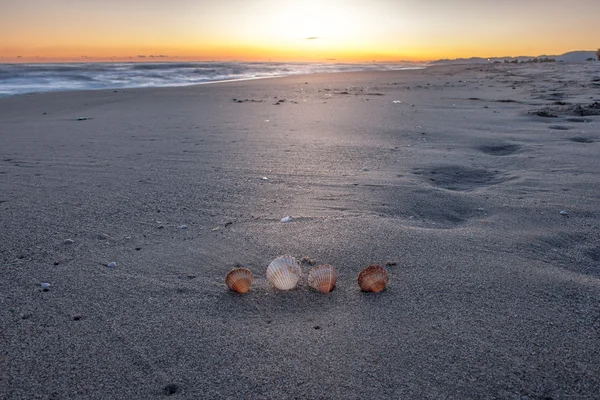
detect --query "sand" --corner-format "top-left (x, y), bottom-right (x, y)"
top-left (1, 63), bottom-right (599, 399)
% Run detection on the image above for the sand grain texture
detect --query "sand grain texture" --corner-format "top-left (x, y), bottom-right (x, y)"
top-left (1, 63), bottom-right (600, 399)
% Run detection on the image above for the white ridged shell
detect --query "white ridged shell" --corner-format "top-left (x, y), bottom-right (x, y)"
top-left (357, 265), bottom-right (389, 293)
top-left (308, 264), bottom-right (338, 293)
top-left (266, 255), bottom-right (301, 290)
top-left (225, 268), bottom-right (254, 293)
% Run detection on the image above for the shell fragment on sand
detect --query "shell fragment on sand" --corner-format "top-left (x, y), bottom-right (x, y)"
top-left (225, 268), bottom-right (254, 293)
top-left (281, 216), bottom-right (293, 223)
top-left (308, 264), bottom-right (338, 293)
top-left (357, 265), bottom-right (389, 293)
top-left (107, 261), bottom-right (117, 268)
top-left (266, 255), bottom-right (302, 290)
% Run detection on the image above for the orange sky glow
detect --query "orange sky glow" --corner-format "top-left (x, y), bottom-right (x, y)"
top-left (1, 0), bottom-right (599, 63)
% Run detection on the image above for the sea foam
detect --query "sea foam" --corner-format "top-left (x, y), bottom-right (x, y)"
top-left (0, 62), bottom-right (425, 97)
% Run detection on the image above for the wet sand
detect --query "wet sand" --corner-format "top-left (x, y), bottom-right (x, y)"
top-left (1, 63), bottom-right (600, 399)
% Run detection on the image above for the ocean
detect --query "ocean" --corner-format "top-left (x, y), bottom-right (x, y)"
top-left (0, 62), bottom-right (425, 97)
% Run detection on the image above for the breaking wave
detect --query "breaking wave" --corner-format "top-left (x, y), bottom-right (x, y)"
top-left (0, 61), bottom-right (426, 97)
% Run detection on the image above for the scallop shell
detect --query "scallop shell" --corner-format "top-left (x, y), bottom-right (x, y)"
top-left (266, 255), bottom-right (302, 290)
top-left (357, 265), bottom-right (389, 293)
top-left (308, 264), bottom-right (338, 293)
top-left (225, 268), bottom-right (254, 293)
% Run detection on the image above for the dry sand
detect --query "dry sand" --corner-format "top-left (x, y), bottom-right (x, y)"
top-left (1, 63), bottom-right (600, 399)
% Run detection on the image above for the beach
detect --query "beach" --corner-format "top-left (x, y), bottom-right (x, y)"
top-left (1, 63), bottom-right (599, 399)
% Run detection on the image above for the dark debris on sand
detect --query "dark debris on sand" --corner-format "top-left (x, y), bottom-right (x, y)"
top-left (529, 109), bottom-right (558, 118)
top-left (530, 101), bottom-right (600, 118)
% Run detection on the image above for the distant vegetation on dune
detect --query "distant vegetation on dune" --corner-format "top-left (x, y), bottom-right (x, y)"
top-left (433, 50), bottom-right (598, 65)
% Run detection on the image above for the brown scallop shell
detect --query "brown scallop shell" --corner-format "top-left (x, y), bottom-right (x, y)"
top-left (225, 268), bottom-right (254, 293)
top-left (357, 265), bottom-right (389, 293)
top-left (308, 264), bottom-right (338, 293)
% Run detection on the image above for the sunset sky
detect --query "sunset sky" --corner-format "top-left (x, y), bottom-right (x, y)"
top-left (1, 0), bottom-right (598, 63)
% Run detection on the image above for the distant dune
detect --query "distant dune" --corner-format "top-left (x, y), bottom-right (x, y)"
top-left (554, 50), bottom-right (598, 62)
top-left (433, 50), bottom-right (597, 65)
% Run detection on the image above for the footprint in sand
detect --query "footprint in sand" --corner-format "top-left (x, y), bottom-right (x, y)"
top-left (569, 137), bottom-right (595, 143)
top-left (392, 188), bottom-right (484, 229)
top-left (414, 165), bottom-right (511, 192)
top-left (549, 125), bottom-right (571, 131)
top-left (477, 143), bottom-right (522, 156)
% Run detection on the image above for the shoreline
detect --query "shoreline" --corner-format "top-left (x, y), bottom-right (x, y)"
top-left (0, 62), bottom-right (428, 99)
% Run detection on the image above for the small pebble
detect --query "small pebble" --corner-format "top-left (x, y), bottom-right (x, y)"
top-left (178, 224), bottom-right (188, 230)
top-left (162, 384), bottom-right (179, 396)
top-left (72, 315), bottom-right (83, 321)
top-left (76, 116), bottom-right (89, 121)
top-left (107, 261), bottom-right (117, 268)
top-left (41, 282), bottom-right (51, 291)
top-left (300, 255), bottom-right (316, 265)
top-left (64, 239), bottom-right (74, 244)
top-left (261, 176), bottom-right (268, 180)
top-left (560, 210), bottom-right (568, 216)
top-left (281, 216), bottom-right (293, 223)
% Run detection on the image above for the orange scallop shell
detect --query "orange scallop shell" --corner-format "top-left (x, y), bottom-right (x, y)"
top-left (225, 268), bottom-right (254, 293)
top-left (357, 265), bottom-right (389, 293)
top-left (308, 264), bottom-right (338, 293)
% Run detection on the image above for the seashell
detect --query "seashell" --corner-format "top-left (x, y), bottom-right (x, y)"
top-left (308, 264), bottom-right (338, 293)
top-left (357, 265), bottom-right (389, 293)
top-left (225, 268), bottom-right (254, 293)
top-left (266, 255), bottom-right (301, 290)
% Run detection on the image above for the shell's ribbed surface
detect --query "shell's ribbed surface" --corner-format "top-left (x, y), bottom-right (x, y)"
top-left (357, 265), bottom-right (389, 293)
top-left (266, 255), bottom-right (301, 290)
top-left (308, 264), bottom-right (338, 293)
top-left (225, 268), bottom-right (254, 293)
